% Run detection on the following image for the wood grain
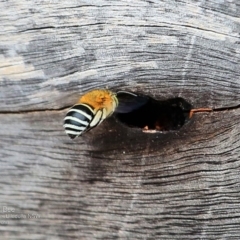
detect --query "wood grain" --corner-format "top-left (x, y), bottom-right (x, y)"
top-left (0, 109), bottom-right (240, 239)
top-left (1, 0), bottom-right (240, 111)
top-left (1, 0), bottom-right (240, 239)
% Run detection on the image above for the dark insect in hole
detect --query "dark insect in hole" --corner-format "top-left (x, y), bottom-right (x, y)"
top-left (115, 91), bottom-right (212, 133)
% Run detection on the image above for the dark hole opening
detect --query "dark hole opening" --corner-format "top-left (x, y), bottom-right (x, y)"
top-left (115, 96), bottom-right (192, 132)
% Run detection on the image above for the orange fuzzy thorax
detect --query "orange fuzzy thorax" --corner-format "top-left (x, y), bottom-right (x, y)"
top-left (78, 89), bottom-right (118, 116)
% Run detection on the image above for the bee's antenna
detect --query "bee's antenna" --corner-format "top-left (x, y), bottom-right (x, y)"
top-left (189, 108), bottom-right (213, 118)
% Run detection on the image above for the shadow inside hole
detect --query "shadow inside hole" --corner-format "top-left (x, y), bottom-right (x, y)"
top-left (115, 96), bottom-right (192, 131)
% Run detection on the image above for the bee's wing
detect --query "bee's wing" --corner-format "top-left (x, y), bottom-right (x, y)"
top-left (115, 91), bottom-right (149, 113)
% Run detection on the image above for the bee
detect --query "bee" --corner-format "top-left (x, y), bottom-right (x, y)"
top-left (63, 89), bottom-right (148, 139)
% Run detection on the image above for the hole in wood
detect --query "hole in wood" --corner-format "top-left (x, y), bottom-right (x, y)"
top-left (115, 95), bottom-right (212, 132)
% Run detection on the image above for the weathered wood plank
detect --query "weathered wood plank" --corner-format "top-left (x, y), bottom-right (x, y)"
top-left (0, 1), bottom-right (240, 111)
top-left (1, 0), bottom-right (240, 239)
top-left (0, 109), bottom-right (240, 239)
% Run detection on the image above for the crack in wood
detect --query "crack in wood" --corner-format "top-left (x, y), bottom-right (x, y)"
top-left (0, 106), bottom-right (72, 114)
top-left (213, 104), bottom-right (240, 112)
top-left (0, 104), bottom-right (239, 115)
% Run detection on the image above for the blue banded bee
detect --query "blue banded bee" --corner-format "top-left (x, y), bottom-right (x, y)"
top-left (63, 89), bottom-right (148, 139)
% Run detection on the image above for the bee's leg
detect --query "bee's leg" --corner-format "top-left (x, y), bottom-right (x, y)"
top-left (142, 126), bottom-right (157, 133)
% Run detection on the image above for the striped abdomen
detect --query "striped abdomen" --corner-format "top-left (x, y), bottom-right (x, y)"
top-left (64, 104), bottom-right (94, 139)
top-left (63, 104), bottom-right (107, 139)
